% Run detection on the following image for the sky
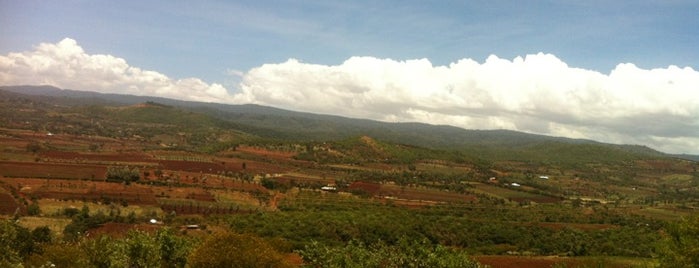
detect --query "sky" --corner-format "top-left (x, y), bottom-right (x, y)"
top-left (1, 0), bottom-right (698, 154)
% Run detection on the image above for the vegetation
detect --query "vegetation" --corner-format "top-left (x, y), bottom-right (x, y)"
top-left (0, 86), bottom-right (697, 267)
top-left (657, 216), bottom-right (699, 267)
top-left (299, 237), bottom-right (485, 268)
top-left (188, 231), bottom-right (292, 268)
top-left (106, 166), bottom-right (140, 184)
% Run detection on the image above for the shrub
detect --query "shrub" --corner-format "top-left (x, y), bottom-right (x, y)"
top-left (188, 232), bottom-right (293, 268)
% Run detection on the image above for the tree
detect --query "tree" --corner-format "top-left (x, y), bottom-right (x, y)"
top-left (122, 230), bottom-right (161, 268)
top-left (299, 237), bottom-right (486, 268)
top-left (31, 226), bottom-right (52, 244)
top-left (81, 235), bottom-right (122, 268)
top-left (106, 166), bottom-right (141, 184)
top-left (25, 242), bottom-right (89, 267)
top-left (27, 202), bottom-right (41, 216)
top-left (188, 232), bottom-right (293, 268)
top-left (156, 228), bottom-right (192, 268)
top-left (26, 141), bottom-right (41, 153)
top-left (658, 216), bottom-right (699, 267)
top-left (0, 220), bottom-right (22, 267)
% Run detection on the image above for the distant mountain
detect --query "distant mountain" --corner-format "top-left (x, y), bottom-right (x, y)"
top-left (1, 85), bottom-right (692, 163)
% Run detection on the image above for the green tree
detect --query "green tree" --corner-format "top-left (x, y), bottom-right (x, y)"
top-left (188, 232), bottom-right (293, 268)
top-left (0, 220), bottom-right (22, 267)
top-left (658, 216), bottom-right (699, 268)
top-left (106, 166), bottom-right (141, 184)
top-left (25, 242), bottom-right (89, 267)
top-left (81, 235), bottom-right (123, 268)
top-left (156, 228), bottom-right (192, 268)
top-left (122, 230), bottom-right (161, 268)
top-left (299, 237), bottom-right (487, 268)
top-left (31, 226), bottom-right (52, 244)
top-left (27, 202), bottom-right (41, 216)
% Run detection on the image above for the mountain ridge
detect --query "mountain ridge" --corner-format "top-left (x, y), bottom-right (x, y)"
top-left (0, 85), bottom-right (690, 163)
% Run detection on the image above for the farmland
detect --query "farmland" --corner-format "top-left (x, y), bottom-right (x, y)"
top-left (1, 88), bottom-right (698, 267)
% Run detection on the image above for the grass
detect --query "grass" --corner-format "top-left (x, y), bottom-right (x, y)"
top-left (37, 199), bottom-right (163, 219)
top-left (633, 206), bottom-right (691, 221)
top-left (16, 216), bottom-right (72, 235)
top-left (471, 182), bottom-right (550, 201)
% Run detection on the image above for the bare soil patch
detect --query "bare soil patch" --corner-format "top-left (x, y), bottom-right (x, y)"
top-left (0, 161), bottom-right (107, 180)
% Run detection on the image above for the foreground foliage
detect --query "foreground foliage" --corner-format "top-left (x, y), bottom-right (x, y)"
top-left (658, 216), bottom-right (699, 268)
top-left (299, 237), bottom-right (486, 268)
top-left (188, 232), bottom-right (293, 268)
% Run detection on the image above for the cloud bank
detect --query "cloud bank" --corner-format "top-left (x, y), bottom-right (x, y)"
top-left (236, 56), bottom-right (699, 154)
top-left (0, 38), bottom-right (232, 103)
top-left (2, 39), bottom-right (698, 154)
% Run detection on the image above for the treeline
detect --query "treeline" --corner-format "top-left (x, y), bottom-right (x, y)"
top-left (231, 194), bottom-right (662, 258)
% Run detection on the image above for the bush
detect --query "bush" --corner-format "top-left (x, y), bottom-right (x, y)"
top-left (188, 232), bottom-right (293, 268)
top-left (106, 166), bottom-right (140, 184)
top-left (27, 202), bottom-right (41, 216)
top-left (658, 216), bottom-right (699, 267)
top-left (299, 237), bottom-right (486, 268)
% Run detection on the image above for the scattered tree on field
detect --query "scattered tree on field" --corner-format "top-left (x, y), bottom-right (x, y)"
top-left (106, 166), bottom-right (140, 184)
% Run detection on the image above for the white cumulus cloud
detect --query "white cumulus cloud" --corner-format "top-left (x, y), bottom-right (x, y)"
top-left (0, 38), bottom-right (233, 103)
top-left (1, 39), bottom-right (698, 154)
top-left (235, 55), bottom-right (699, 154)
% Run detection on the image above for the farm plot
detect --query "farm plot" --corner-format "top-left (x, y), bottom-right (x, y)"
top-left (89, 223), bottom-right (162, 238)
top-left (40, 151), bottom-right (153, 163)
top-left (3, 177), bottom-right (158, 205)
top-left (471, 182), bottom-right (562, 203)
top-left (378, 184), bottom-right (478, 203)
top-left (475, 255), bottom-right (652, 268)
top-left (348, 181), bottom-right (477, 204)
top-left (157, 159), bottom-right (234, 173)
top-left (235, 145), bottom-right (297, 159)
top-left (0, 187), bottom-right (19, 214)
top-left (0, 161), bottom-right (107, 180)
top-left (159, 201), bottom-right (257, 215)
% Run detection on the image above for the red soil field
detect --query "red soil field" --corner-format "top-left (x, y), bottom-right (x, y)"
top-left (88, 222), bottom-right (162, 238)
top-left (379, 185), bottom-right (478, 203)
top-left (475, 255), bottom-right (636, 268)
top-left (40, 151), bottom-right (152, 162)
top-left (2, 177), bottom-right (158, 205)
top-left (272, 175), bottom-right (334, 187)
top-left (348, 181), bottom-right (382, 195)
top-left (158, 160), bottom-right (234, 173)
top-left (0, 191), bottom-right (19, 214)
top-left (236, 145), bottom-right (297, 159)
top-left (475, 256), bottom-right (575, 268)
top-left (509, 196), bottom-right (563, 204)
top-left (533, 222), bottom-right (619, 231)
top-left (349, 181), bottom-right (477, 203)
top-left (0, 161), bottom-right (107, 180)
top-left (185, 191), bottom-right (216, 202)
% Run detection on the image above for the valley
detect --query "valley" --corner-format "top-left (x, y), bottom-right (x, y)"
top-left (1, 86), bottom-right (697, 267)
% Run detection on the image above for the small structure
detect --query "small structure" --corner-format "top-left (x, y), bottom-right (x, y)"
top-left (539, 176), bottom-right (549, 180)
top-left (321, 185), bottom-right (337, 191)
top-left (510, 183), bottom-right (521, 187)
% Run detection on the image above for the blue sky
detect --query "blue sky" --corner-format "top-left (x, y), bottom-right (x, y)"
top-left (3, 0), bottom-right (697, 85)
top-left (1, 0), bottom-right (699, 154)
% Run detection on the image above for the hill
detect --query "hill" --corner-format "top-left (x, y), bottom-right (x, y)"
top-left (1, 85), bottom-right (698, 268)
top-left (0, 85), bottom-right (688, 164)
